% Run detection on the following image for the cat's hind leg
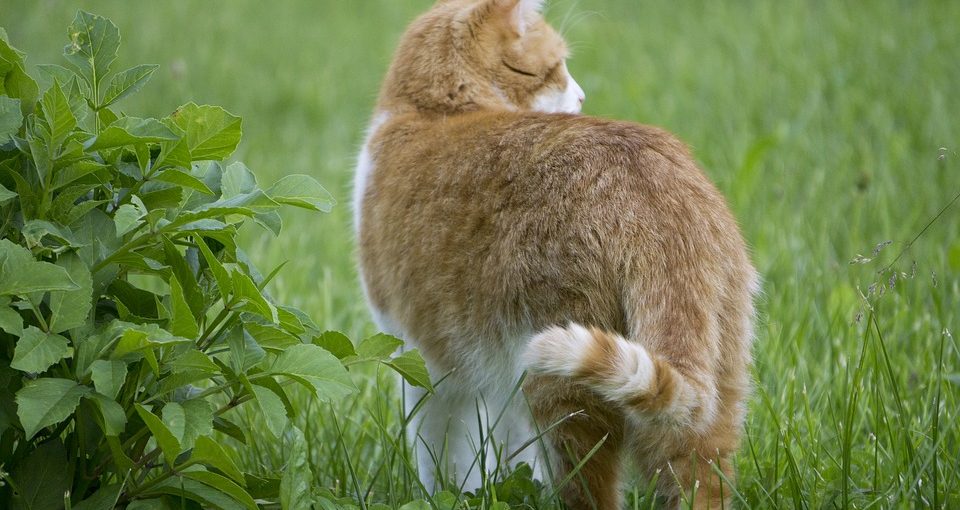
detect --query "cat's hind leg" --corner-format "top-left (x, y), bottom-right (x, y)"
top-left (524, 374), bottom-right (626, 510)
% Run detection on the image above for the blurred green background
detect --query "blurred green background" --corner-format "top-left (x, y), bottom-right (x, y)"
top-left (4, 0), bottom-right (959, 507)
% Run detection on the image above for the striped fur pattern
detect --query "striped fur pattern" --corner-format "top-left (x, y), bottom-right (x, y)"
top-left (525, 324), bottom-right (705, 428)
top-left (354, 1), bottom-right (758, 508)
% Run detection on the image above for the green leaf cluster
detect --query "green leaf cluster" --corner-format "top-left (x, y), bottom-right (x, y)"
top-left (0, 13), bottom-right (432, 510)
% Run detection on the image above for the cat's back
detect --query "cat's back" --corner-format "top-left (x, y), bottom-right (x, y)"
top-left (359, 112), bottom-right (748, 356)
top-left (366, 111), bottom-right (723, 221)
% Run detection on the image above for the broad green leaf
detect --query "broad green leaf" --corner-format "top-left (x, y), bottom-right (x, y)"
top-left (86, 392), bottom-right (127, 436)
top-left (314, 331), bottom-right (356, 359)
top-left (178, 219), bottom-right (228, 232)
top-left (267, 174), bottom-right (336, 213)
top-left (0, 238), bottom-right (79, 296)
top-left (89, 359), bottom-right (127, 399)
top-left (154, 137), bottom-right (191, 171)
top-left (28, 135), bottom-right (53, 182)
top-left (0, 39), bottom-right (39, 112)
top-left (0, 297), bottom-right (22, 335)
top-left (245, 320), bottom-right (300, 352)
top-left (141, 186), bottom-right (184, 211)
top-left (251, 376), bottom-right (295, 418)
top-left (97, 106), bottom-right (118, 129)
top-left (36, 64), bottom-right (82, 93)
top-left (16, 378), bottom-right (91, 439)
top-left (146, 477), bottom-right (248, 510)
top-left (54, 136), bottom-right (87, 166)
top-left (195, 236), bottom-right (231, 302)
top-left (180, 399), bottom-right (214, 451)
top-left (10, 440), bottom-right (71, 510)
top-left (7, 168), bottom-right (38, 219)
top-left (101, 64), bottom-right (158, 107)
top-left (134, 142), bottom-right (151, 173)
top-left (280, 425), bottom-right (313, 510)
top-left (155, 168), bottom-right (214, 194)
top-left (158, 371), bottom-right (213, 395)
top-left (21, 220), bottom-right (85, 250)
top-left (0, 183), bottom-right (16, 204)
top-left (357, 333), bottom-right (403, 360)
top-left (53, 189), bottom-right (103, 229)
top-left (192, 190), bottom-right (280, 217)
top-left (48, 251), bottom-right (93, 333)
top-left (169, 189), bottom-right (280, 230)
top-left (56, 199), bottom-right (108, 229)
top-left (11, 326), bottom-right (70, 373)
top-left (182, 470), bottom-right (258, 510)
top-left (111, 322), bottom-right (191, 359)
top-left (74, 208), bottom-right (121, 270)
top-left (213, 415), bottom-right (247, 444)
top-left (244, 474), bottom-right (281, 500)
top-left (118, 157), bottom-right (144, 178)
top-left (221, 162), bottom-right (257, 198)
top-left (108, 279), bottom-right (160, 320)
top-left (0, 96), bottom-right (22, 142)
top-left (114, 201), bottom-right (145, 237)
top-left (227, 326), bottom-right (265, 374)
top-left (254, 210), bottom-right (283, 236)
top-left (40, 78), bottom-right (77, 149)
top-left (277, 306), bottom-right (309, 334)
top-left (386, 350), bottom-right (435, 392)
top-left (399, 501), bottom-right (431, 510)
top-left (63, 11), bottom-right (120, 87)
top-left (74, 320), bottom-right (123, 378)
top-left (135, 404), bottom-right (181, 466)
top-left (192, 435), bottom-right (244, 485)
top-left (73, 484), bottom-right (123, 510)
top-left (269, 344), bottom-right (356, 400)
top-left (64, 75), bottom-right (92, 129)
top-left (105, 435), bottom-right (134, 473)
top-left (161, 236), bottom-right (204, 315)
top-left (231, 268), bottom-right (277, 322)
top-left (169, 276), bottom-right (199, 339)
top-left (170, 103), bottom-right (242, 161)
top-left (169, 349), bottom-right (220, 374)
top-left (52, 160), bottom-right (109, 190)
top-left (84, 116), bottom-right (178, 151)
top-left (162, 402), bottom-right (187, 444)
top-left (248, 383), bottom-right (287, 438)
top-left (0, 29), bottom-right (24, 63)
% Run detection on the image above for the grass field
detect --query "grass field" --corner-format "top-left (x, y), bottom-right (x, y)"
top-left (5, 0), bottom-right (960, 508)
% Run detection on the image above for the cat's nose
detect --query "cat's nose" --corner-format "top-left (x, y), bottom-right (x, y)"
top-left (578, 94), bottom-right (585, 105)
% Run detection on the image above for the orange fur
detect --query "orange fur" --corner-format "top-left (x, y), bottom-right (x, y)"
top-left (355, 1), bottom-right (757, 508)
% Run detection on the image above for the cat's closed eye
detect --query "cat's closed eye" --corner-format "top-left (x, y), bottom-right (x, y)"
top-left (502, 59), bottom-right (539, 78)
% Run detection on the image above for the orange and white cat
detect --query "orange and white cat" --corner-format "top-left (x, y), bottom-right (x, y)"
top-left (354, 1), bottom-right (758, 508)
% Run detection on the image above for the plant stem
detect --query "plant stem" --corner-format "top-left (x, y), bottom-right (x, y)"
top-left (91, 233), bottom-right (155, 273)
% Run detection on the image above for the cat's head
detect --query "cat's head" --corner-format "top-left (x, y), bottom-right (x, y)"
top-left (378, 0), bottom-right (584, 115)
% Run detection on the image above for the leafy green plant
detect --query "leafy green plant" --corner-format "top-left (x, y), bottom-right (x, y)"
top-left (0, 12), bottom-right (430, 509)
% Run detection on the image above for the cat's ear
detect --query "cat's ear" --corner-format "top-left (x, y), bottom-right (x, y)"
top-left (508, 0), bottom-right (545, 35)
top-left (484, 0), bottom-right (545, 37)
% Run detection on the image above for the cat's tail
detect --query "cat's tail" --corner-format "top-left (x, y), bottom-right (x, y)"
top-left (522, 323), bottom-right (714, 429)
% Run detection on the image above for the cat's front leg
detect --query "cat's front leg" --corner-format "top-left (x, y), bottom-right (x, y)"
top-left (405, 379), bottom-right (493, 493)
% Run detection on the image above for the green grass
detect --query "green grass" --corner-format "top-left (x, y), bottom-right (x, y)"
top-left (5, 0), bottom-right (960, 507)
